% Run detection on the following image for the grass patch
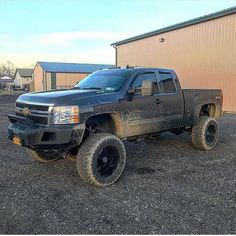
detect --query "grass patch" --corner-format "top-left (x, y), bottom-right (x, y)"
top-left (0, 89), bottom-right (24, 96)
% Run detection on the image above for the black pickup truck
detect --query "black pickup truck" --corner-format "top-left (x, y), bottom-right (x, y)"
top-left (8, 67), bottom-right (223, 186)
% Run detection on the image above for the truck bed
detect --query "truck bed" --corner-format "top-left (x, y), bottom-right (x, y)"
top-left (182, 89), bottom-right (223, 127)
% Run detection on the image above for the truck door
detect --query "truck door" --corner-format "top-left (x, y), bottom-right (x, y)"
top-left (122, 71), bottom-right (165, 137)
top-left (156, 70), bottom-right (184, 129)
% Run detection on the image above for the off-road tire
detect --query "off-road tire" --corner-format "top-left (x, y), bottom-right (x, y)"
top-left (66, 146), bottom-right (80, 161)
top-left (66, 153), bottom-right (77, 161)
top-left (77, 133), bottom-right (126, 187)
top-left (27, 149), bottom-right (60, 163)
top-left (191, 116), bottom-right (219, 150)
top-left (147, 133), bottom-right (161, 141)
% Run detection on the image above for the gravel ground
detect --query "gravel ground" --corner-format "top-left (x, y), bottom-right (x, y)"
top-left (0, 95), bottom-right (236, 234)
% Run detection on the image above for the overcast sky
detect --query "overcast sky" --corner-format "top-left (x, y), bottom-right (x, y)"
top-left (0, 0), bottom-right (235, 67)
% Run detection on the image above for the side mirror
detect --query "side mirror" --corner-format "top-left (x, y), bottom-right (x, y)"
top-left (141, 80), bottom-right (153, 96)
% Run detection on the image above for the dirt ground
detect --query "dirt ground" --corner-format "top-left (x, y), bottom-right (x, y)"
top-left (0, 94), bottom-right (236, 234)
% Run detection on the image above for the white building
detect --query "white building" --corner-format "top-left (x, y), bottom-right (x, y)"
top-left (14, 68), bottom-right (33, 89)
top-left (0, 76), bottom-right (14, 90)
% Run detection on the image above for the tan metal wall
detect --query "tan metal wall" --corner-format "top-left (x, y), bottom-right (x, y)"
top-left (116, 13), bottom-right (236, 112)
top-left (33, 63), bottom-right (89, 91)
top-left (46, 72), bottom-right (89, 90)
top-left (33, 64), bottom-right (44, 91)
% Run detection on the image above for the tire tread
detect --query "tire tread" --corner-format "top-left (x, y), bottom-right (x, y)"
top-left (27, 149), bottom-right (60, 163)
top-left (77, 133), bottom-right (126, 187)
top-left (191, 116), bottom-right (219, 150)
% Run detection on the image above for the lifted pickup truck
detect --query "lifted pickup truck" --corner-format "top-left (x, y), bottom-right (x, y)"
top-left (8, 67), bottom-right (223, 186)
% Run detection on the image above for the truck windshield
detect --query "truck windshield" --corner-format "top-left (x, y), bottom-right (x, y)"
top-left (74, 70), bottom-right (131, 92)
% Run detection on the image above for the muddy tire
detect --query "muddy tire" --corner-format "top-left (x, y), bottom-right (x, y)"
top-left (27, 149), bottom-right (60, 163)
top-left (66, 153), bottom-right (77, 161)
top-left (77, 133), bottom-right (126, 187)
top-left (66, 147), bottom-right (79, 161)
top-left (147, 133), bottom-right (161, 141)
top-left (191, 116), bottom-right (219, 150)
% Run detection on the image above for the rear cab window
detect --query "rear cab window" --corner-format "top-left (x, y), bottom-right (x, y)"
top-left (158, 71), bottom-right (176, 94)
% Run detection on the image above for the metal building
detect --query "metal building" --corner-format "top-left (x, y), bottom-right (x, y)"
top-left (33, 62), bottom-right (113, 91)
top-left (111, 7), bottom-right (236, 112)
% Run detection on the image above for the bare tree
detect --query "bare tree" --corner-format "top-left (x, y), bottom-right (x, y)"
top-left (0, 61), bottom-right (16, 78)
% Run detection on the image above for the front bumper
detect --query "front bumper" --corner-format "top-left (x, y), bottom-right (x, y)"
top-left (8, 115), bottom-right (85, 149)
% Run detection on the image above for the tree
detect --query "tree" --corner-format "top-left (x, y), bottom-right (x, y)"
top-left (0, 61), bottom-right (16, 78)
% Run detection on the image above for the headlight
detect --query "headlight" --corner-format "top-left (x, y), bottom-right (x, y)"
top-left (51, 106), bottom-right (79, 124)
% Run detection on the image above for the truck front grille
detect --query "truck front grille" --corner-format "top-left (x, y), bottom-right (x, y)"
top-left (31, 116), bottom-right (48, 125)
top-left (16, 102), bottom-right (49, 112)
top-left (16, 112), bottom-right (49, 125)
top-left (15, 102), bottom-right (51, 126)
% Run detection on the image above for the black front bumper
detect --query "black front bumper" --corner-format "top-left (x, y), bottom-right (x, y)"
top-left (8, 115), bottom-right (85, 149)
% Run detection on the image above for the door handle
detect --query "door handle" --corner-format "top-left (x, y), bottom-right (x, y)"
top-left (156, 98), bottom-right (162, 105)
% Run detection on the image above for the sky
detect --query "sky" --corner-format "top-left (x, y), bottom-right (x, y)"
top-left (0, 0), bottom-right (235, 68)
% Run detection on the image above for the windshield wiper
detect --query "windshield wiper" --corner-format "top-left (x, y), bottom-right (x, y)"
top-left (82, 87), bottom-right (102, 90)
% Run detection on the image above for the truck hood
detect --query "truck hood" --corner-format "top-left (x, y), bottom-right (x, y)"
top-left (17, 89), bottom-right (100, 105)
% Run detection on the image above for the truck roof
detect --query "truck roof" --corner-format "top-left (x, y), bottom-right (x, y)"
top-left (105, 66), bottom-right (174, 73)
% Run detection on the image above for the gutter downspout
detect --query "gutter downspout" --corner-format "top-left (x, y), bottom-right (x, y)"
top-left (112, 45), bottom-right (117, 67)
top-left (45, 72), bottom-right (47, 90)
top-left (43, 71), bottom-right (45, 90)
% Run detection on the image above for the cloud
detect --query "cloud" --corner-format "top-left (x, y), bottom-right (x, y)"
top-left (39, 31), bottom-right (130, 46)
top-left (0, 34), bottom-right (16, 47)
top-left (0, 31), bottom-right (131, 49)
top-left (0, 31), bottom-right (129, 66)
top-left (0, 44), bottom-right (115, 67)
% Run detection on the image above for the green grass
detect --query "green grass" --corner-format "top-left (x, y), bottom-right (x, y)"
top-left (0, 89), bottom-right (14, 95)
top-left (0, 89), bottom-right (24, 95)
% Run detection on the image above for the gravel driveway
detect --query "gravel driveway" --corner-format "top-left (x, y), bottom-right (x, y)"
top-left (0, 95), bottom-right (236, 234)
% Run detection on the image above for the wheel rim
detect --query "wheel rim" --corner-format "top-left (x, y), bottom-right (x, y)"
top-left (205, 124), bottom-right (217, 145)
top-left (96, 146), bottom-right (120, 178)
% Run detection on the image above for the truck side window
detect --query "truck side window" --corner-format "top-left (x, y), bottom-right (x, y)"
top-left (132, 73), bottom-right (160, 94)
top-left (159, 72), bottom-right (176, 93)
